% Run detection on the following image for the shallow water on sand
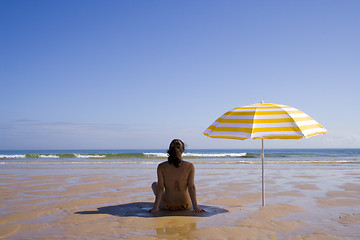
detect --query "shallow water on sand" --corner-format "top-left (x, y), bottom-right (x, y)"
top-left (1, 157), bottom-right (359, 239)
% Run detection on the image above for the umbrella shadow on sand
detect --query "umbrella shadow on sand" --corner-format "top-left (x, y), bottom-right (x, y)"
top-left (75, 202), bottom-right (228, 218)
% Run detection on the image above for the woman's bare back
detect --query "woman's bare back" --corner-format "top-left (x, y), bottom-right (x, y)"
top-left (159, 161), bottom-right (192, 207)
top-left (149, 139), bottom-right (205, 215)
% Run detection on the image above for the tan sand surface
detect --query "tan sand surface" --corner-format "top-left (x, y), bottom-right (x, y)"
top-left (342, 183), bottom-right (360, 192)
top-left (336, 213), bottom-right (360, 224)
top-left (294, 184), bottom-right (320, 190)
top-left (0, 165), bottom-right (359, 239)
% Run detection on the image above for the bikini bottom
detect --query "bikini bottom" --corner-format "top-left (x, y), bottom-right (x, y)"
top-left (164, 199), bottom-right (190, 211)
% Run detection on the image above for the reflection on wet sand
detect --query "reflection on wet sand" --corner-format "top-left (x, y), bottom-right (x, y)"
top-left (156, 220), bottom-right (197, 239)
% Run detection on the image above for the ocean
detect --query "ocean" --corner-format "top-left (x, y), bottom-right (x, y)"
top-left (1, 149), bottom-right (359, 166)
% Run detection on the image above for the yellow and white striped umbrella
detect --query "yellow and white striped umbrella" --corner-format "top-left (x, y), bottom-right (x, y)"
top-left (204, 102), bottom-right (327, 206)
top-left (204, 102), bottom-right (327, 140)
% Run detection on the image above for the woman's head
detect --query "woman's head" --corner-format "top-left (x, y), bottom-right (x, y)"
top-left (167, 139), bottom-right (185, 168)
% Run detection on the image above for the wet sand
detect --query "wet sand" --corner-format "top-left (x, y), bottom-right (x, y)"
top-left (0, 163), bottom-right (359, 239)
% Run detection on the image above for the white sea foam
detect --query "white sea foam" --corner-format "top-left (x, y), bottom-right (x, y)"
top-left (74, 154), bottom-right (106, 158)
top-left (0, 155), bottom-right (26, 159)
top-left (143, 152), bottom-right (246, 158)
top-left (39, 155), bottom-right (60, 158)
top-left (143, 153), bottom-right (168, 158)
top-left (0, 159), bottom-right (358, 165)
top-left (183, 153), bottom-right (246, 158)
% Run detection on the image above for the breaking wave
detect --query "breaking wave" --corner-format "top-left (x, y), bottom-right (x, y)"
top-left (0, 152), bottom-right (246, 159)
top-left (1, 149), bottom-right (359, 165)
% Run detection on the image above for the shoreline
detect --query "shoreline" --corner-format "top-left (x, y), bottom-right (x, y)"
top-left (1, 163), bottom-right (359, 239)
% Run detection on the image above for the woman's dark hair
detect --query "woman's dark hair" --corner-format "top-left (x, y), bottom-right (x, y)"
top-left (167, 139), bottom-right (185, 168)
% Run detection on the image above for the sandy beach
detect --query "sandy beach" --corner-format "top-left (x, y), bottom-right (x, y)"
top-left (1, 162), bottom-right (359, 239)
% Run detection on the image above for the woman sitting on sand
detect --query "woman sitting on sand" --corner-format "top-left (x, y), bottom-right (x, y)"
top-left (149, 139), bottom-right (205, 216)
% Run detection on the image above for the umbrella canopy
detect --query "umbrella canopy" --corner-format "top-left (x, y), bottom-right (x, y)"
top-left (204, 102), bottom-right (327, 205)
top-left (204, 102), bottom-right (327, 140)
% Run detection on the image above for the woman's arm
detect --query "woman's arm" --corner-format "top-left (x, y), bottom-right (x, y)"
top-left (150, 165), bottom-right (164, 215)
top-left (188, 163), bottom-right (205, 213)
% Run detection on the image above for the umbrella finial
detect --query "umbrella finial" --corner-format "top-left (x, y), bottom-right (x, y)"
top-left (260, 100), bottom-right (264, 104)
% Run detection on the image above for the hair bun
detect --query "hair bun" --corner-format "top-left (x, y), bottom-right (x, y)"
top-left (167, 139), bottom-right (185, 168)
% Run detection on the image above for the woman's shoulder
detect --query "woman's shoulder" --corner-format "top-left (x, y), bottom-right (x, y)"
top-left (158, 161), bottom-right (168, 167)
top-left (158, 161), bottom-right (193, 170)
top-left (182, 161), bottom-right (194, 168)
top-left (158, 161), bottom-right (172, 170)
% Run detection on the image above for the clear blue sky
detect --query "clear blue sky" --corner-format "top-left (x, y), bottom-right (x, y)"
top-left (1, 0), bottom-right (359, 150)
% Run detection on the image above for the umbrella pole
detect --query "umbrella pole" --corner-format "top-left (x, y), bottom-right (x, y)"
top-left (262, 139), bottom-right (265, 206)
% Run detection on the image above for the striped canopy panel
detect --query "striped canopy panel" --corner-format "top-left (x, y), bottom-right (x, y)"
top-left (204, 103), bottom-right (327, 140)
